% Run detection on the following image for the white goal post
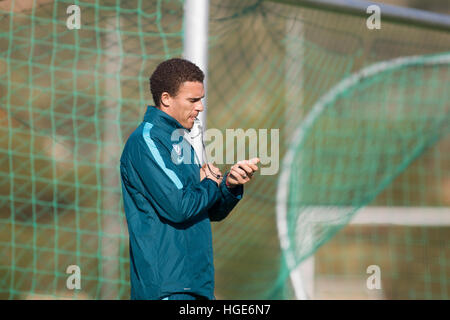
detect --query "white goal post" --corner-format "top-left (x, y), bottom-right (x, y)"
top-left (277, 51), bottom-right (450, 300)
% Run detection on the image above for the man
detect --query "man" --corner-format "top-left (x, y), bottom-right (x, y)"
top-left (120, 58), bottom-right (259, 300)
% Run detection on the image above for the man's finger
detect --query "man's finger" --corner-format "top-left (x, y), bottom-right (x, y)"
top-left (230, 169), bottom-right (245, 184)
top-left (227, 174), bottom-right (239, 186)
top-left (237, 163), bottom-right (254, 175)
top-left (231, 168), bottom-right (249, 183)
top-left (207, 162), bottom-right (218, 169)
top-left (247, 158), bottom-right (260, 172)
top-left (206, 163), bottom-right (222, 176)
top-left (210, 164), bottom-right (222, 173)
top-left (231, 166), bottom-right (247, 178)
top-left (247, 161), bottom-right (259, 171)
top-left (227, 172), bottom-right (240, 184)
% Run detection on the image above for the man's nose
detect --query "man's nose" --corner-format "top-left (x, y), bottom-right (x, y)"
top-left (195, 101), bottom-right (204, 112)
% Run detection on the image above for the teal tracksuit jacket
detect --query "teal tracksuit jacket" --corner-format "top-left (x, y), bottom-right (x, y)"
top-left (120, 106), bottom-right (243, 300)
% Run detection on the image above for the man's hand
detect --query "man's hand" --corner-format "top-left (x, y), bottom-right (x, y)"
top-left (200, 163), bottom-right (223, 186)
top-left (226, 158), bottom-right (260, 188)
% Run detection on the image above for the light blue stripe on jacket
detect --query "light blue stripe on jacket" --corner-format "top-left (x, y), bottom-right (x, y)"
top-left (142, 122), bottom-right (183, 190)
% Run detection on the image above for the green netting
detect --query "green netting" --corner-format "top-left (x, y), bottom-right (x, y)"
top-left (279, 54), bottom-right (449, 298)
top-left (0, 0), bottom-right (185, 299)
top-left (0, 0), bottom-right (449, 299)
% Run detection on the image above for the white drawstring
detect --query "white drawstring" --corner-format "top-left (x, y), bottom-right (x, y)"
top-left (190, 118), bottom-right (222, 179)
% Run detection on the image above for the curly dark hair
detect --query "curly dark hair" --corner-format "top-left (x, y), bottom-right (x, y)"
top-left (149, 58), bottom-right (204, 107)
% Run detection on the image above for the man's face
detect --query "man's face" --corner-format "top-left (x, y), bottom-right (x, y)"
top-left (161, 81), bottom-right (205, 130)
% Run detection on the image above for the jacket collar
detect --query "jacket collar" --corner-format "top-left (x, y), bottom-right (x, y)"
top-left (143, 105), bottom-right (190, 134)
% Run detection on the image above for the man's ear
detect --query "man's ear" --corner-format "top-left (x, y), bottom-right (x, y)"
top-left (160, 92), bottom-right (171, 107)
